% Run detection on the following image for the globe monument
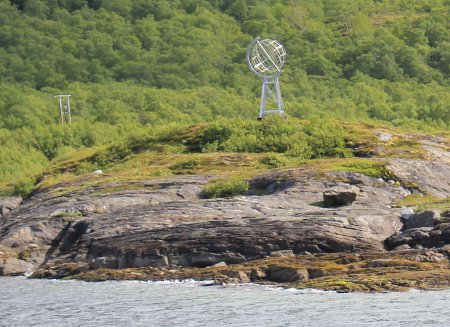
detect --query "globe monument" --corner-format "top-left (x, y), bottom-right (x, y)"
top-left (246, 37), bottom-right (286, 120)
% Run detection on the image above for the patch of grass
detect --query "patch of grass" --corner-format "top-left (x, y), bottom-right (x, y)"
top-left (170, 158), bottom-right (201, 170)
top-left (380, 138), bottom-right (427, 159)
top-left (52, 147), bottom-right (101, 166)
top-left (313, 158), bottom-right (388, 178)
top-left (202, 179), bottom-right (250, 198)
top-left (394, 194), bottom-right (450, 211)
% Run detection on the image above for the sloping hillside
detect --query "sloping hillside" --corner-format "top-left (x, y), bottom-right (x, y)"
top-left (0, 0), bottom-right (449, 189)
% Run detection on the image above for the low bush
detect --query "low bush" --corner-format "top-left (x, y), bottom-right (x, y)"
top-left (202, 179), bottom-right (249, 198)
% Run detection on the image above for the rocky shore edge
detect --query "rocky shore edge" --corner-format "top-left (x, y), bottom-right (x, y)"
top-left (30, 248), bottom-right (450, 293)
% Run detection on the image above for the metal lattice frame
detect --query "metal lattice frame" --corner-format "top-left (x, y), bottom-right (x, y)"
top-left (246, 37), bottom-right (286, 119)
top-left (54, 95), bottom-right (72, 125)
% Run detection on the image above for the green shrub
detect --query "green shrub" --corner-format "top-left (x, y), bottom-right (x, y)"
top-left (89, 143), bottom-right (132, 168)
top-left (260, 155), bottom-right (288, 168)
top-left (180, 123), bottom-right (235, 152)
top-left (303, 120), bottom-right (348, 158)
top-left (202, 179), bottom-right (249, 198)
top-left (12, 177), bottom-right (38, 199)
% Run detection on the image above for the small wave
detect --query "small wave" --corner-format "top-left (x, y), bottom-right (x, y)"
top-left (210, 282), bottom-right (338, 294)
top-left (143, 279), bottom-right (217, 286)
top-left (285, 287), bottom-right (337, 294)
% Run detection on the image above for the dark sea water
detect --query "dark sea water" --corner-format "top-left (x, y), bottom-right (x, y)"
top-left (1, 277), bottom-right (449, 327)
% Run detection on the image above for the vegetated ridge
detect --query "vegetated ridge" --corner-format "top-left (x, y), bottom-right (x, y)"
top-left (0, 0), bottom-right (449, 189)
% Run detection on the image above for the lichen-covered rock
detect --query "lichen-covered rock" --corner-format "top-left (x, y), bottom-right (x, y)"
top-left (221, 270), bottom-right (250, 283)
top-left (31, 262), bottom-right (89, 279)
top-left (268, 266), bottom-right (309, 283)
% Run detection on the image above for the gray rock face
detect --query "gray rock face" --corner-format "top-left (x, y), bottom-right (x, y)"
top-left (2, 138), bottom-right (449, 278)
top-left (0, 258), bottom-right (34, 276)
top-left (323, 185), bottom-right (360, 206)
top-left (0, 197), bottom-right (22, 216)
top-left (386, 211), bottom-right (450, 250)
top-left (388, 159), bottom-right (450, 198)
top-left (403, 210), bottom-right (441, 230)
top-left (0, 170), bottom-right (408, 276)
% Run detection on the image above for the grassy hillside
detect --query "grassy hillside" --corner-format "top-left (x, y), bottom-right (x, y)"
top-left (0, 0), bottom-right (449, 189)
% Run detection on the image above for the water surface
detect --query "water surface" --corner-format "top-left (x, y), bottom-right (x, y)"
top-left (1, 277), bottom-right (449, 326)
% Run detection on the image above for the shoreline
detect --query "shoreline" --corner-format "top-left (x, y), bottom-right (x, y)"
top-left (31, 249), bottom-right (450, 293)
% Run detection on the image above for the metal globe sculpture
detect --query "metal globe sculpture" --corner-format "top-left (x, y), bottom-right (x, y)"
top-left (246, 37), bottom-right (286, 119)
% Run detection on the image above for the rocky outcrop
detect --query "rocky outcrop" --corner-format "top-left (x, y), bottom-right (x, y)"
top-left (403, 210), bottom-right (441, 230)
top-left (387, 159), bottom-right (450, 198)
top-left (0, 141), bottom-right (449, 281)
top-left (0, 169), bottom-right (408, 276)
top-left (57, 250), bottom-right (450, 292)
top-left (0, 196), bottom-right (22, 216)
top-left (385, 211), bottom-right (450, 250)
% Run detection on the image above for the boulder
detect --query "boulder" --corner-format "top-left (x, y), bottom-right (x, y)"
top-left (212, 261), bottom-right (227, 267)
top-left (400, 207), bottom-right (415, 220)
top-left (323, 185), bottom-right (360, 206)
top-left (250, 267), bottom-right (267, 280)
top-left (221, 270), bottom-right (250, 283)
top-left (403, 210), bottom-right (441, 230)
top-left (270, 250), bottom-right (294, 257)
top-left (0, 258), bottom-right (33, 276)
top-left (307, 268), bottom-right (326, 279)
top-left (377, 132), bottom-right (393, 142)
top-left (407, 250), bottom-right (447, 264)
top-left (393, 244), bottom-right (411, 251)
top-left (366, 259), bottom-right (396, 268)
top-left (268, 266), bottom-right (309, 283)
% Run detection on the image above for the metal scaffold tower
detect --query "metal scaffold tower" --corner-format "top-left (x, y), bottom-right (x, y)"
top-left (54, 94), bottom-right (72, 125)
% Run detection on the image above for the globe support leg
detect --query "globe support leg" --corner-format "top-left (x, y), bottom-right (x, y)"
top-left (258, 76), bottom-right (284, 120)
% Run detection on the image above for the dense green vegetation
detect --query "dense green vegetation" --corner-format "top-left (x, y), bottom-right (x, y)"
top-left (0, 0), bottom-right (449, 188)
